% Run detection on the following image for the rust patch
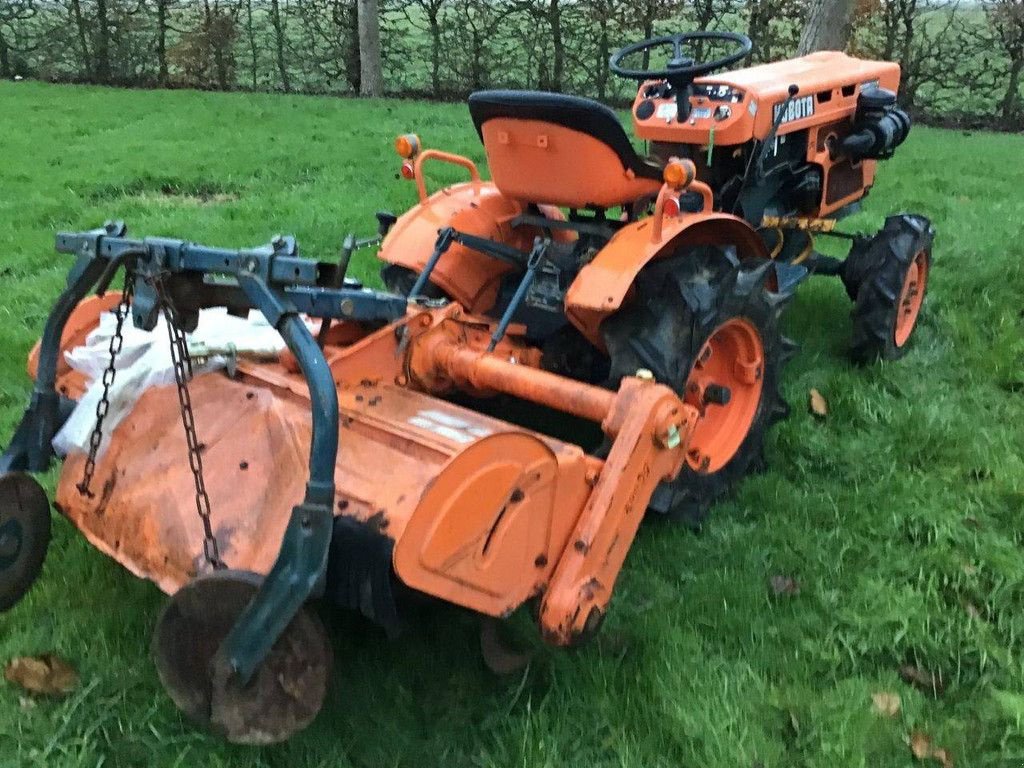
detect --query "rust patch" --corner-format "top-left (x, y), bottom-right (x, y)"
top-left (93, 475), bottom-right (117, 518)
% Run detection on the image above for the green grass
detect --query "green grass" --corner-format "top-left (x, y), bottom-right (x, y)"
top-left (1, 81), bottom-right (1023, 767)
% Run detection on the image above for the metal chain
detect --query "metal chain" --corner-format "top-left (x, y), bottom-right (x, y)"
top-left (77, 273), bottom-right (135, 498)
top-left (157, 279), bottom-right (224, 570)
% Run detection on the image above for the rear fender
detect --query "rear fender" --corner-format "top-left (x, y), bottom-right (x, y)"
top-left (378, 181), bottom-right (569, 315)
top-left (565, 212), bottom-right (768, 347)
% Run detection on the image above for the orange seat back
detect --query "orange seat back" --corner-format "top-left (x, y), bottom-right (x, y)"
top-left (469, 91), bottom-right (663, 210)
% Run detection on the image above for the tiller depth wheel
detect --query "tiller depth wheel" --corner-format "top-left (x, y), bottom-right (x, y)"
top-left (0, 472), bottom-right (51, 612)
top-left (152, 570), bottom-right (333, 745)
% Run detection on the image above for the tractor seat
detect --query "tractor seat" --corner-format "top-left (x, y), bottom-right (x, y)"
top-left (468, 90), bottom-right (663, 210)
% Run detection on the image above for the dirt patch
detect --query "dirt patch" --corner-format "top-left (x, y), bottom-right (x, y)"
top-left (87, 178), bottom-right (240, 206)
top-left (125, 189), bottom-right (238, 207)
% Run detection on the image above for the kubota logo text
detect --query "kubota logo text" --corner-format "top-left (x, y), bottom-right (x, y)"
top-left (773, 95), bottom-right (814, 124)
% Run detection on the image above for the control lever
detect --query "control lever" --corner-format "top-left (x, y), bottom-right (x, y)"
top-left (755, 83), bottom-right (799, 178)
top-left (730, 83), bottom-right (799, 214)
top-left (317, 215), bottom-right (397, 346)
top-left (486, 238), bottom-right (549, 352)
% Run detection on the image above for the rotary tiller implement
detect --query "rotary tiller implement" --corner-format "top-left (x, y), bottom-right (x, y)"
top-left (0, 222), bottom-right (697, 743)
top-left (0, 31), bottom-right (934, 745)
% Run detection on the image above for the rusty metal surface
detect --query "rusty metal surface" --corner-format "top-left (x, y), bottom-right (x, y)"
top-left (54, 362), bottom-right (591, 611)
top-left (152, 569), bottom-right (331, 745)
top-left (48, 303), bottom-right (696, 640)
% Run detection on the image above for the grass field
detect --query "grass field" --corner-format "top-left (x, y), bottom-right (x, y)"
top-left (0, 81), bottom-right (1023, 768)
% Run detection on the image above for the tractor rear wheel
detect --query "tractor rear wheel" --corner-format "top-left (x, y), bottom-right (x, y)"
top-left (381, 264), bottom-right (447, 301)
top-left (603, 247), bottom-right (795, 526)
top-left (841, 214), bottom-right (935, 363)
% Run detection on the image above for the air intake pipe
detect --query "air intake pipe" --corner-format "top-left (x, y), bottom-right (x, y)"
top-left (833, 86), bottom-right (911, 162)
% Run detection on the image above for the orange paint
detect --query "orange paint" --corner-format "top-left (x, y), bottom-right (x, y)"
top-left (631, 52), bottom-right (900, 146)
top-left (894, 250), bottom-right (929, 347)
top-left (682, 318), bottom-right (765, 473)
top-left (478, 119), bottom-right (662, 209)
top-left (412, 149), bottom-right (482, 204)
top-left (564, 213), bottom-right (767, 347)
top-left (38, 302), bottom-right (696, 644)
top-left (377, 181), bottom-right (570, 315)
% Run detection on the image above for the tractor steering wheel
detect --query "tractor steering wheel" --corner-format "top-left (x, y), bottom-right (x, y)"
top-left (610, 31), bottom-right (752, 120)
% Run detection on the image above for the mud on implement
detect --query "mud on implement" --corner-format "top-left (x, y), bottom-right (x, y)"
top-left (0, 31), bottom-right (933, 743)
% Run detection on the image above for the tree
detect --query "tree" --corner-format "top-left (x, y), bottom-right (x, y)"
top-left (512, 0), bottom-right (567, 91)
top-left (63, 0), bottom-right (93, 79)
top-left (797, 0), bottom-right (856, 54)
top-left (397, 0), bottom-right (447, 96)
top-left (853, 0), bottom-right (964, 110)
top-left (94, 0), bottom-right (112, 82)
top-left (269, 0), bottom-right (290, 91)
top-left (243, 0), bottom-right (258, 88)
top-left (984, 0), bottom-right (1024, 120)
top-left (168, 0), bottom-right (239, 89)
top-left (151, 0), bottom-right (175, 86)
top-left (357, 0), bottom-right (383, 95)
top-left (582, 0), bottom-right (620, 100)
top-left (0, 0), bottom-right (36, 78)
top-left (291, 0), bottom-right (361, 92)
top-left (746, 0), bottom-right (804, 62)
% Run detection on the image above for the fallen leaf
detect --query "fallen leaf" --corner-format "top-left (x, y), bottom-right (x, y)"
top-left (908, 731), bottom-right (954, 767)
top-left (770, 575), bottom-right (800, 597)
top-left (808, 388), bottom-right (828, 418)
top-left (872, 691), bottom-right (901, 717)
top-left (3, 654), bottom-right (79, 697)
top-left (910, 731), bottom-right (932, 759)
top-left (964, 601), bottom-right (982, 620)
top-left (900, 664), bottom-right (945, 696)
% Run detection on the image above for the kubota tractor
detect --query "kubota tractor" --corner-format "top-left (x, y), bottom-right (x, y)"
top-left (0, 32), bottom-right (933, 744)
top-left (379, 32), bottom-right (935, 521)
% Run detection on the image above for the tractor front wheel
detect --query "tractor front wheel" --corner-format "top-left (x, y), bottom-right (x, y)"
top-left (841, 214), bottom-right (935, 363)
top-left (603, 247), bottom-right (795, 526)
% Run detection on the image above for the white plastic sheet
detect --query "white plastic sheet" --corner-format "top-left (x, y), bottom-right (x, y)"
top-left (53, 307), bottom-right (289, 458)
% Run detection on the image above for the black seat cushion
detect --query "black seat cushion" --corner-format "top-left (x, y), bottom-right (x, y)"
top-left (468, 90), bottom-right (662, 181)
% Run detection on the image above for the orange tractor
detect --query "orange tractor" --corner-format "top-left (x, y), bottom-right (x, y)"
top-left (0, 33), bottom-right (932, 744)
